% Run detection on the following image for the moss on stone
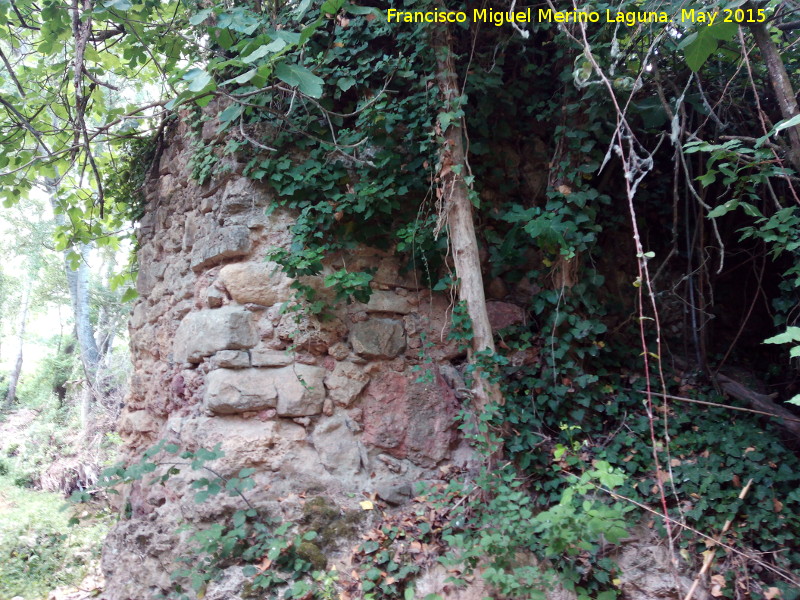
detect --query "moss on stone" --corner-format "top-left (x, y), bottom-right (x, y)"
top-left (296, 541), bottom-right (327, 570)
top-left (300, 496), bottom-right (366, 549)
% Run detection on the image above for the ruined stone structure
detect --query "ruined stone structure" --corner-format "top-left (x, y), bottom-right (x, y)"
top-left (100, 120), bottom-right (699, 600)
top-left (100, 119), bottom-right (526, 598)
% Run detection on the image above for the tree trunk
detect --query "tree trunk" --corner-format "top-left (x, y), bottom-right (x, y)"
top-left (45, 178), bottom-right (101, 382)
top-left (4, 282), bottom-right (31, 408)
top-left (70, 244), bottom-right (101, 379)
top-left (432, 13), bottom-right (504, 457)
top-left (749, 20), bottom-right (800, 172)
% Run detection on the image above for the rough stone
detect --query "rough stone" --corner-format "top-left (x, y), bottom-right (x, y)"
top-left (136, 245), bottom-right (166, 295)
top-left (180, 414), bottom-right (305, 474)
top-left (361, 370), bottom-right (456, 466)
top-left (327, 342), bottom-right (350, 361)
top-left (312, 414), bottom-right (361, 477)
top-left (250, 346), bottom-right (293, 367)
top-left (355, 290), bottom-right (415, 314)
top-left (275, 364), bottom-right (327, 417)
top-left (204, 368), bottom-right (278, 414)
top-left (375, 481), bottom-right (413, 506)
top-left (118, 409), bottom-right (160, 435)
top-left (190, 226), bottom-right (251, 271)
top-left (324, 361), bottom-right (369, 407)
top-left (173, 306), bottom-right (258, 364)
top-left (614, 541), bottom-right (700, 600)
top-left (486, 300), bottom-right (526, 331)
top-left (350, 319), bottom-right (406, 359)
top-left (487, 276), bottom-right (508, 299)
top-left (218, 261), bottom-right (293, 306)
top-left (219, 178), bottom-right (265, 218)
top-left (209, 350), bottom-right (250, 369)
top-left (276, 313), bottom-right (346, 355)
top-left (206, 286), bottom-right (226, 308)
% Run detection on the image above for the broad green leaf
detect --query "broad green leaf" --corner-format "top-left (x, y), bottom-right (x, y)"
top-left (274, 62), bottom-right (324, 98)
top-left (763, 326), bottom-right (800, 344)
top-left (242, 39), bottom-right (287, 64)
top-left (683, 31), bottom-right (717, 72)
top-left (707, 199), bottom-right (737, 218)
top-left (337, 76), bottom-right (356, 91)
top-left (104, 0), bottom-right (132, 10)
top-left (321, 0), bottom-right (345, 15)
top-left (189, 8), bottom-right (213, 25)
top-left (772, 114), bottom-right (800, 136)
top-left (294, 0), bottom-right (313, 17)
top-left (183, 68), bottom-right (213, 92)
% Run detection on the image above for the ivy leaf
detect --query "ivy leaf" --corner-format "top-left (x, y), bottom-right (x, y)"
top-left (274, 62), bottom-right (324, 98)
top-left (345, 3), bottom-right (382, 16)
top-left (337, 76), bottom-right (356, 91)
top-left (763, 326), bottom-right (800, 344)
top-left (787, 394), bottom-right (800, 406)
top-left (183, 68), bottom-right (214, 92)
top-left (294, 0), bottom-right (313, 17)
top-left (242, 39), bottom-right (287, 64)
top-left (103, 0), bottom-right (132, 10)
top-left (321, 0), bottom-right (345, 15)
top-left (188, 8), bottom-right (214, 25)
top-left (120, 287), bottom-right (138, 302)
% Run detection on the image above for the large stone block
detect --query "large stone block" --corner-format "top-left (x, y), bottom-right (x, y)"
top-left (190, 225), bottom-right (251, 271)
top-left (173, 306), bottom-right (258, 364)
top-left (201, 363), bottom-right (326, 417)
top-left (486, 301), bottom-right (525, 331)
top-left (218, 261), bottom-right (293, 306)
top-left (350, 319), bottom-right (406, 359)
top-left (361, 369), bottom-right (457, 467)
top-left (275, 364), bottom-right (327, 417)
top-left (324, 361), bottom-right (369, 407)
top-left (312, 414), bottom-right (361, 477)
top-left (354, 290), bottom-right (415, 314)
top-left (204, 368), bottom-right (278, 414)
top-left (251, 346), bottom-right (293, 367)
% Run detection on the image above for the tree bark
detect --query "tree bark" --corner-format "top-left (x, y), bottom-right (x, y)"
top-left (45, 178), bottom-right (101, 382)
top-left (432, 13), bottom-right (504, 456)
top-left (749, 20), bottom-right (800, 172)
top-left (4, 282), bottom-right (31, 408)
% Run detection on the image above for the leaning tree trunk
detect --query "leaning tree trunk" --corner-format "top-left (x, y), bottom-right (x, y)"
top-left (749, 19), bottom-right (800, 172)
top-left (431, 11), bottom-right (504, 458)
top-left (4, 282), bottom-right (31, 408)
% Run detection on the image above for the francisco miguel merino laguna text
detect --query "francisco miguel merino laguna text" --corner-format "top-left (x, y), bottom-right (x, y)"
top-left (385, 7), bottom-right (753, 26)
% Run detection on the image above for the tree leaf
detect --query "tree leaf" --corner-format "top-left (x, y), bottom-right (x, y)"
top-left (337, 76), bottom-right (356, 91)
top-left (242, 39), bottom-right (287, 64)
top-left (763, 326), bottom-right (800, 344)
top-left (274, 62), bottom-right (324, 98)
top-left (683, 31), bottom-right (718, 72)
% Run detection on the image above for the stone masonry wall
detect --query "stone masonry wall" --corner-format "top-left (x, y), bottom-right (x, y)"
top-left (100, 120), bottom-right (527, 599)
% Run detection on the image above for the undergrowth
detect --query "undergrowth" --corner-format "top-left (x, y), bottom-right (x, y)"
top-left (0, 475), bottom-right (111, 599)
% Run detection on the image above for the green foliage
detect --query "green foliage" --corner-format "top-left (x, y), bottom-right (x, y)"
top-left (96, 442), bottom-right (352, 599)
top-left (0, 475), bottom-right (111, 598)
top-left (423, 461), bottom-right (629, 600)
top-left (103, 135), bottom-right (159, 224)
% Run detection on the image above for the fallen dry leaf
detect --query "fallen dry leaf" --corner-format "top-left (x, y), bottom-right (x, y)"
top-left (710, 574), bottom-right (726, 597)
